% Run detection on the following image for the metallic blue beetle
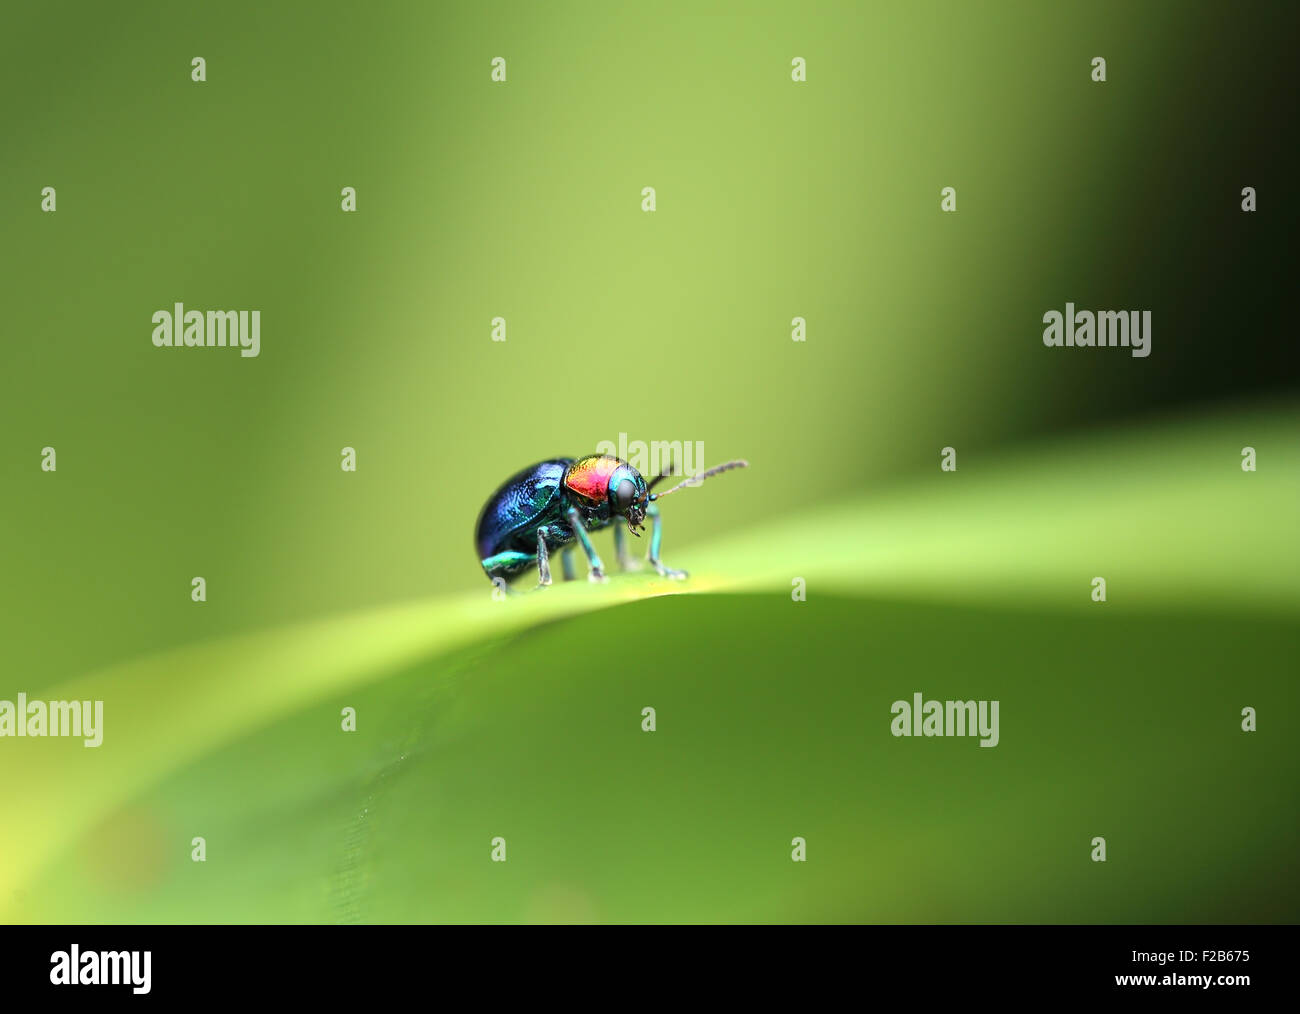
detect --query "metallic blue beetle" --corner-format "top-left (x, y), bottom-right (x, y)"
top-left (475, 454), bottom-right (747, 587)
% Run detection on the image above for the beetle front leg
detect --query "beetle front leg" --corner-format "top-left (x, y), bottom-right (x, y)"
top-left (560, 545), bottom-right (576, 581)
top-left (614, 518), bottom-right (643, 571)
top-left (564, 507), bottom-right (607, 582)
top-left (647, 502), bottom-right (688, 579)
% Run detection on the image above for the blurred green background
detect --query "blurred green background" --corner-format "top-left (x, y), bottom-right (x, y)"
top-left (1, 1), bottom-right (1296, 922)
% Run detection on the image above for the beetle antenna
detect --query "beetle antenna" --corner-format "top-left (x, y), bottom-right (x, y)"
top-left (649, 459), bottom-right (749, 500)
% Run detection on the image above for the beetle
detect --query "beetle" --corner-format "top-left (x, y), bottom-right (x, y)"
top-left (475, 454), bottom-right (748, 587)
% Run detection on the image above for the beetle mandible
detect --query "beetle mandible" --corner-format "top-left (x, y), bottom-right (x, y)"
top-left (474, 454), bottom-right (748, 587)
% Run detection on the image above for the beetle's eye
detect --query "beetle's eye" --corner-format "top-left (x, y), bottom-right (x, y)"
top-left (614, 478), bottom-right (636, 511)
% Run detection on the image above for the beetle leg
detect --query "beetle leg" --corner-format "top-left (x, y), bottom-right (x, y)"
top-left (647, 502), bottom-right (688, 579)
top-left (535, 528), bottom-right (552, 586)
top-left (560, 545), bottom-right (576, 581)
top-left (480, 551), bottom-right (532, 580)
top-left (614, 519), bottom-right (643, 571)
top-left (564, 507), bottom-right (607, 582)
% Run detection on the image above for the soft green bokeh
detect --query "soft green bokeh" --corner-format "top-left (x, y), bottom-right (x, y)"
top-left (1, 1), bottom-right (1295, 922)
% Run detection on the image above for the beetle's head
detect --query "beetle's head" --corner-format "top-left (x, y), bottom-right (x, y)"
top-left (608, 464), bottom-right (650, 533)
top-left (604, 457), bottom-right (750, 537)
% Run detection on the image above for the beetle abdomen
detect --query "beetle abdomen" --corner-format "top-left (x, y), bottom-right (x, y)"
top-left (475, 459), bottom-right (573, 559)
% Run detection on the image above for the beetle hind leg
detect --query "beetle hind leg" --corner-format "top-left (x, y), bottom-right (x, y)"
top-left (481, 551), bottom-right (533, 580)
